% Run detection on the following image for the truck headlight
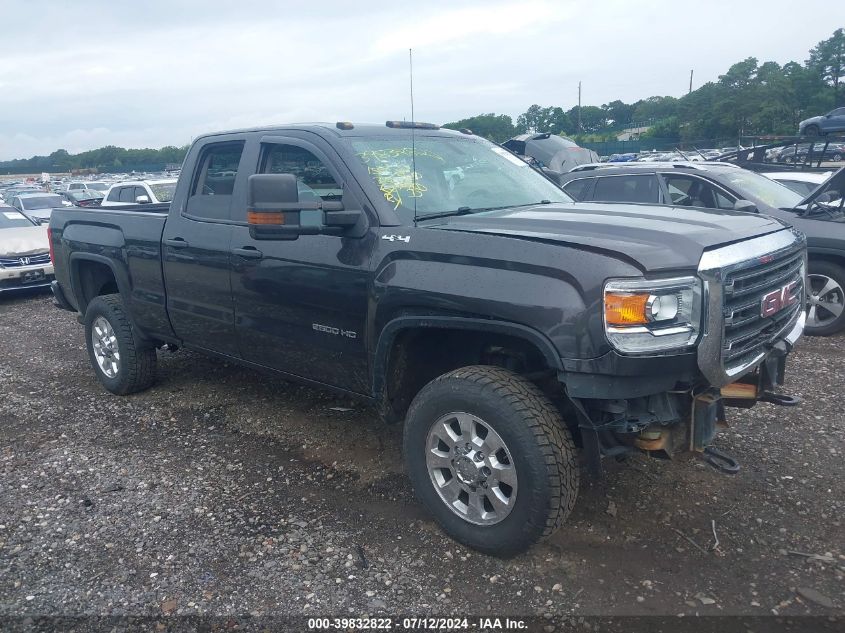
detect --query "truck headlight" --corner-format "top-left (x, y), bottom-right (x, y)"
top-left (603, 276), bottom-right (702, 353)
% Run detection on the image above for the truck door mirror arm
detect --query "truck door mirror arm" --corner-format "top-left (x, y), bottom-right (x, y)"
top-left (247, 174), bottom-right (364, 241)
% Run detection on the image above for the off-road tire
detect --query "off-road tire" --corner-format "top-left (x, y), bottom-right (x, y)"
top-left (84, 294), bottom-right (156, 394)
top-left (403, 365), bottom-right (579, 556)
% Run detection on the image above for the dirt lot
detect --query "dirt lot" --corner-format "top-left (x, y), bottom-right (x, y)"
top-left (0, 290), bottom-right (842, 627)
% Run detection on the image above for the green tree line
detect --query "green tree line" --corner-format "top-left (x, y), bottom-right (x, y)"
top-left (1, 145), bottom-right (189, 175)
top-left (443, 28), bottom-right (844, 144)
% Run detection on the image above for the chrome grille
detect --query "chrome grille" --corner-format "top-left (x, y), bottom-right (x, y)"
top-left (0, 253), bottom-right (50, 268)
top-left (722, 250), bottom-right (804, 371)
top-left (697, 230), bottom-right (806, 387)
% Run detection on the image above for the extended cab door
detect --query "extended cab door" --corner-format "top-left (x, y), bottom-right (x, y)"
top-left (162, 139), bottom-right (246, 356)
top-left (229, 135), bottom-right (374, 394)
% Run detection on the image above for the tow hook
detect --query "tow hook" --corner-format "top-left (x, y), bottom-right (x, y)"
top-left (700, 446), bottom-right (740, 475)
top-left (760, 392), bottom-right (802, 407)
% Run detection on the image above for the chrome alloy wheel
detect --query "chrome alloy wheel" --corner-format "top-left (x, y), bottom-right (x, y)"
top-left (807, 274), bottom-right (844, 328)
top-left (91, 316), bottom-right (120, 378)
top-left (425, 412), bottom-right (518, 526)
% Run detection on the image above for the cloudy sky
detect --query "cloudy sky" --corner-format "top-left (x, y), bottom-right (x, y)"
top-left (0, 0), bottom-right (837, 160)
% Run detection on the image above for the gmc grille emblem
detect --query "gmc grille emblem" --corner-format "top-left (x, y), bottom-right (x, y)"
top-left (760, 281), bottom-right (799, 318)
top-left (19, 257), bottom-right (31, 266)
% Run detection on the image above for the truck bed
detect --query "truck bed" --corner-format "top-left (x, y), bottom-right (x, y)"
top-left (50, 204), bottom-right (174, 341)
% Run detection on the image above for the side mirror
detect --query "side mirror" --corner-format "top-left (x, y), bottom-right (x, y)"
top-left (135, 195), bottom-right (151, 204)
top-left (733, 199), bottom-right (758, 213)
top-left (247, 173), bottom-right (364, 240)
top-left (247, 173), bottom-right (304, 241)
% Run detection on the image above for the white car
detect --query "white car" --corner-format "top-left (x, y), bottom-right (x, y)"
top-left (102, 179), bottom-right (177, 206)
top-left (762, 171), bottom-right (832, 197)
top-left (0, 207), bottom-right (54, 292)
top-left (66, 181), bottom-right (111, 194)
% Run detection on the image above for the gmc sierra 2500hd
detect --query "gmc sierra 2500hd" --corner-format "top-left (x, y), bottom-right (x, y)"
top-left (49, 122), bottom-right (806, 555)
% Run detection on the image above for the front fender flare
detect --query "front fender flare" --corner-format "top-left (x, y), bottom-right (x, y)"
top-left (371, 315), bottom-right (563, 398)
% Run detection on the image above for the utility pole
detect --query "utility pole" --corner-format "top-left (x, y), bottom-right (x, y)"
top-left (577, 81), bottom-right (582, 133)
top-left (689, 69), bottom-right (694, 94)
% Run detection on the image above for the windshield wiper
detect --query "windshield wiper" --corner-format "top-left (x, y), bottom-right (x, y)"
top-left (418, 200), bottom-right (552, 221)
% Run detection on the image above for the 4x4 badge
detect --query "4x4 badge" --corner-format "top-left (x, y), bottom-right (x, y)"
top-left (381, 235), bottom-right (410, 243)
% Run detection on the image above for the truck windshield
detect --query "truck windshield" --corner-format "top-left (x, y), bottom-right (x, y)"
top-left (351, 136), bottom-right (571, 219)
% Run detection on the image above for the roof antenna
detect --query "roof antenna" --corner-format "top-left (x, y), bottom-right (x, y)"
top-left (409, 48), bottom-right (418, 225)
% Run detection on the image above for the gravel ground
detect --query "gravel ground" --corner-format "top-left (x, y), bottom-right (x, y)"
top-left (0, 289), bottom-right (843, 628)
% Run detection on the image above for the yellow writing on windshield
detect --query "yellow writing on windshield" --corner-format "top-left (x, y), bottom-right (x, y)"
top-left (357, 148), bottom-right (443, 210)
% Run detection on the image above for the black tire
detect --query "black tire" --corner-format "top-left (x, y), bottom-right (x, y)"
top-left (805, 261), bottom-right (845, 336)
top-left (84, 294), bottom-right (156, 394)
top-left (403, 365), bottom-right (579, 556)
top-left (804, 125), bottom-right (820, 137)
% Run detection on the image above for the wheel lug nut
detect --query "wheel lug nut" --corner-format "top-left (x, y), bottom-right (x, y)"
top-left (474, 452), bottom-right (484, 462)
top-left (465, 442), bottom-right (472, 451)
top-left (481, 467), bottom-right (491, 477)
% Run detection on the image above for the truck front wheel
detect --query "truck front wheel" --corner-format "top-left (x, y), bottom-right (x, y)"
top-left (84, 294), bottom-right (156, 395)
top-left (403, 366), bottom-right (579, 556)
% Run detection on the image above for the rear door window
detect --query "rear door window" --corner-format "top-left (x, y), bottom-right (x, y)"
top-left (186, 142), bottom-right (245, 221)
top-left (592, 175), bottom-right (659, 203)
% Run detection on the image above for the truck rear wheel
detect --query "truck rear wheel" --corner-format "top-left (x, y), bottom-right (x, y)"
top-left (403, 365), bottom-right (579, 556)
top-left (84, 294), bottom-right (156, 395)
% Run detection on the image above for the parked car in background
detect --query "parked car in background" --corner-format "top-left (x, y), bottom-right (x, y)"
top-left (0, 206), bottom-right (54, 293)
top-left (501, 133), bottom-right (600, 181)
top-left (57, 190), bottom-right (105, 207)
top-left (66, 181), bottom-right (111, 194)
top-left (10, 193), bottom-right (67, 224)
top-left (559, 163), bottom-right (845, 335)
top-left (799, 107), bottom-right (845, 136)
top-left (763, 171), bottom-right (832, 196)
top-left (102, 179), bottom-right (177, 206)
top-left (776, 143), bottom-right (845, 164)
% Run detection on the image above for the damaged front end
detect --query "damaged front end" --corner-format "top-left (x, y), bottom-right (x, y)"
top-left (571, 229), bottom-right (806, 477)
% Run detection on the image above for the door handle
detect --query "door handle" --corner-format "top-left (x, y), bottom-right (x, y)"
top-left (164, 237), bottom-right (189, 248)
top-left (232, 247), bottom-right (264, 259)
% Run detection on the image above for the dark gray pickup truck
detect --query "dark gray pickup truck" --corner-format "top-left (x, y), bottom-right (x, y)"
top-left (49, 122), bottom-right (806, 555)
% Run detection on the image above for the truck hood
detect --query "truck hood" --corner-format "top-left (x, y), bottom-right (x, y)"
top-left (427, 202), bottom-right (788, 272)
top-left (0, 225), bottom-right (50, 257)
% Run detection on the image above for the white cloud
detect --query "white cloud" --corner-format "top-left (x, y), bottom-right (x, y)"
top-left (0, 0), bottom-right (837, 160)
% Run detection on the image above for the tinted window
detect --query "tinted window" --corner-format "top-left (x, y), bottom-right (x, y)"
top-left (562, 178), bottom-right (593, 201)
top-left (831, 108), bottom-right (845, 117)
top-left (260, 144), bottom-right (342, 227)
top-left (262, 144), bottom-right (343, 201)
top-left (192, 143), bottom-right (243, 197)
top-left (592, 175), bottom-right (659, 203)
top-left (106, 187), bottom-right (120, 202)
top-left (186, 141), bottom-right (245, 220)
top-left (134, 187), bottom-right (148, 201)
top-left (662, 175), bottom-right (735, 209)
top-left (118, 187), bottom-right (135, 203)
